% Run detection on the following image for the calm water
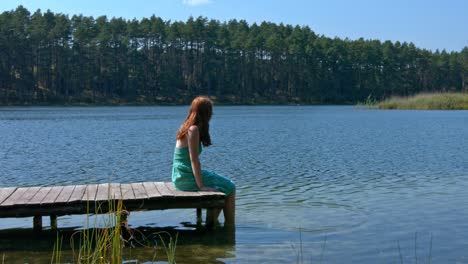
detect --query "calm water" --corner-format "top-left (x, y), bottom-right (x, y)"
top-left (0, 106), bottom-right (467, 263)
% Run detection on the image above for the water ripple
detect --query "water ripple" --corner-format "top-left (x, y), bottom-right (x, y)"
top-left (1, 106), bottom-right (468, 263)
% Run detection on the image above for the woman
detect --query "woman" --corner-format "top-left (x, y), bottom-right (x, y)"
top-left (172, 96), bottom-right (236, 228)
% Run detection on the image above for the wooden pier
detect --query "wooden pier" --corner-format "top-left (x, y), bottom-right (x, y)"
top-left (0, 182), bottom-right (225, 231)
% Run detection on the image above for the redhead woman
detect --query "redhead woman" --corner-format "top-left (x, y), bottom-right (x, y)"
top-left (172, 96), bottom-right (236, 228)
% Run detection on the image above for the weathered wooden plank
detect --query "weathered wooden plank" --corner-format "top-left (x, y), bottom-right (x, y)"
top-left (165, 182), bottom-right (199, 197)
top-left (0, 182), bottom-right (226, 219)
top-left (121, 199), bottom-right (225, 211)
top-left (95, 183), bottom-right (110, 201)
top-left (131, 183), bottom-right (148, 199)
top-left (67, 185), bottom-right (86, 202)
top-left (0, 187), bottom-right (17, 204)
top-left (120, 184), bottom-right (135, 200)
top-left (109, 183), bottom-right (121, 200)
top-left (2, 187), bottom-right (30, 206)
top-left (0, 197), bottom-right (226, 217)
top-left (154, 182), bottom-right (174, 197)
top-left (82, 184), bottom-right (98, 201)
top-left (41, 186), bottom-right (64, 204)
top-left (28, 187), bottom-right (52, 204)
top-left (55, 185), bottom-right (75, 203)
top-left (143, 182), bottom-right (161, 198)
top-left (197, 190), bottom-right (225, 198)
top-left (17, 187), bottom-right (42, 204)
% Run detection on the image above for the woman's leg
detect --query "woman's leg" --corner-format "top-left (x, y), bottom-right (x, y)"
top-left (206, 192), bottom-right (235, 228)
top-left (223, 191), bottom-right (236, 228)
top-left (200, 170), bottom-right (236, 228)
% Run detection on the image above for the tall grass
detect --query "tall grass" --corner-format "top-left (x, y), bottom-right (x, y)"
top-left (378, 92), bottom-right (468, 110)
top-left (63, 199), bottom-right (124, 264)
top-left (50, 232), bottom-right (63, 264)
top-left (154, 231), bottom-right (178, 264)
top-left (49, 197), bottom-right (178, 263)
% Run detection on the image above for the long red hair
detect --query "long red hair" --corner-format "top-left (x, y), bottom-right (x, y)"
top-left (176, 96), bottom-right (213, 147)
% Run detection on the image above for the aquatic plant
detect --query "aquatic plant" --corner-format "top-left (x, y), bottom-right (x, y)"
top-left (68, 199), bottom-right (124, 263)
top-left (50, 232), bottom-right (63, 264)
top-left (48, 196), bottom-right (179, 263)
top-left (154, 231), bottom-right (179, 264)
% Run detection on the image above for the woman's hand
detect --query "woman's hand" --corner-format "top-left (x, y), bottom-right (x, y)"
top-left (199, 186), bottom-right (219, 192)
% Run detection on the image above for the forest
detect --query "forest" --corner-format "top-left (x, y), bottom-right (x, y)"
top-left (0, 6), bottom-right (467, 105)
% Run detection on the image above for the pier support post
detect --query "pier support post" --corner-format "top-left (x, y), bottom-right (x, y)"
top-left (196, 208), bottom-right (202, 226)
top-left (33, 215), bottom-right (42, 232)
top-left (205, 208), bottom-right (219, 228)
top-left (50, 215), bottom-right (57, 230)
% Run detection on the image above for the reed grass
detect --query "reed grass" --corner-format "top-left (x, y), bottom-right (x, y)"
top-left (396, 232), bottom-right (433, 264)
top-left (66, 199), bottom-right (124, 264)
top-left (291, 229), bottom-right (328, 264)
top-left (49, 196), bottom-right (178, 263)
top-left (378, 92), bottom-right (468, 110)
top-left (154, 231), bottom-right (178, 264)
top-left (50, 232), bottom-right (63, 264)
top-left (290, 228), bottom-right (304, 264)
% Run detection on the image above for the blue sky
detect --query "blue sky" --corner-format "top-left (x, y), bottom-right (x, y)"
top-left (1, 0), bottom-right (467, 52)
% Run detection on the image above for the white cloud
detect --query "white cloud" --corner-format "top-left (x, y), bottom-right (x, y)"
top-left (182, 0), bottom-right (212, 6)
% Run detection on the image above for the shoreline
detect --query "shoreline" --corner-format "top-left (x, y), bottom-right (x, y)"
top-left (0, 101), bottom-right (355, 107)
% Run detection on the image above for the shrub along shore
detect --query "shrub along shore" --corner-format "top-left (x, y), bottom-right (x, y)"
top-left (376, 93), bottom-right (468, 110)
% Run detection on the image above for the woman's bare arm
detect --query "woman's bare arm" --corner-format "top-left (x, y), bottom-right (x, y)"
top-left (187, 125), bottom-right (217, 191)
top-left (187, 125), bottom-right (203, 189)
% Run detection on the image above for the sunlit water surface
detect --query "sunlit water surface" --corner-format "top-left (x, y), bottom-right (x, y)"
top-left (0, 106), bottom-right (467, 263)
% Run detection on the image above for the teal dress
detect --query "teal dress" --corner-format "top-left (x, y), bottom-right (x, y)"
top-left (172, 143), bottom-right (236, 196)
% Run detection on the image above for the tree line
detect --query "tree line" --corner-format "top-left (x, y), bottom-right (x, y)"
top-left (0, 6), bottom-right (466, 105)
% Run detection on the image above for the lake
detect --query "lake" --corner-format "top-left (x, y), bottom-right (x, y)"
top-left (0, 106), bottom-right (467, 263)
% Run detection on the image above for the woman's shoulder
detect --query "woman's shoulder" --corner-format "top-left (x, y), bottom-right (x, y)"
top-left (188, 125), bottom-right (199, 133)
top-left (187, 125), bottom-right (199, 142)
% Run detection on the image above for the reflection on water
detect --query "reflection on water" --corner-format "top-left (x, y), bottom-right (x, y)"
top-left (0, 106), bottom-right (467, 263)
top-left (0, 225), bottom-right (236, 264)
